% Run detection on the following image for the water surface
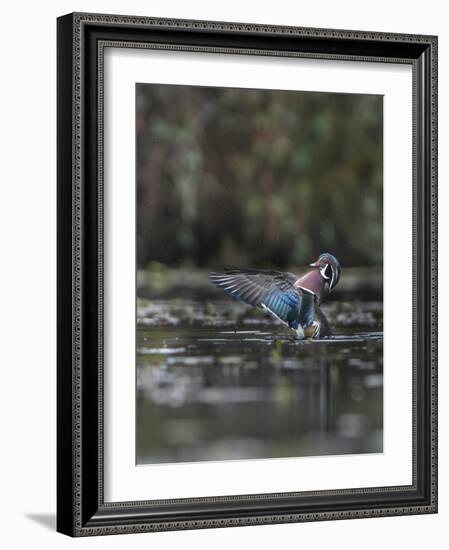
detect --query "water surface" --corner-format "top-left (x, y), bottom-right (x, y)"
top-left (136, 299), bottom-right (383, 464)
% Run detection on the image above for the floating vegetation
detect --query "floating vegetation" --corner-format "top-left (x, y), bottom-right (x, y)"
top-left (137, 299), bottom-right (383, 332)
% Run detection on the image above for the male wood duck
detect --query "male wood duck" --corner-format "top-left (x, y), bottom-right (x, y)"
top-left (210, 253), bottom-right (341, 339)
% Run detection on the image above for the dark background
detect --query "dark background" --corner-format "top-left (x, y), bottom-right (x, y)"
top-left (136, 84), bottom-right (383, 273)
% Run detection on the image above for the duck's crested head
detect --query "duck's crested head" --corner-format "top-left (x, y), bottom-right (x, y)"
top-left (309, 253), bottom-right (341, 292)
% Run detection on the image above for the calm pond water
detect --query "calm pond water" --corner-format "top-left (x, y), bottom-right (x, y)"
top-left (136, 299), bottom-right (383, 464)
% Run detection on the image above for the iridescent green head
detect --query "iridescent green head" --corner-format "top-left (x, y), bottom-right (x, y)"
top-left (309, 253), bottom-right (341, 292)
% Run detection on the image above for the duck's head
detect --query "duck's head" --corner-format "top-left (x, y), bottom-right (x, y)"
top-left (309, 253), bottom-right (341, 292)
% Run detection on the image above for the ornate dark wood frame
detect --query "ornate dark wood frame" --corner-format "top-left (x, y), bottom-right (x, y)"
top-left (57, 12), bottom-right (438, 537)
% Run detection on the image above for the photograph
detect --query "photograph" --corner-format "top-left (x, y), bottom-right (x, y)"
top-left (55, 9), bottom-right (437, 538)
top-left (135, 83), bottom-right (384, 465)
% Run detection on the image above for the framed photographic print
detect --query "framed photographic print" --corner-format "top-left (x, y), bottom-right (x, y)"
top-left (57, 12), bottom-right (438, 536)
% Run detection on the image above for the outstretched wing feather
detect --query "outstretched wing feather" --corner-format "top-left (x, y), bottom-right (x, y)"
top-left (210, 267), bottom-right (303, 327)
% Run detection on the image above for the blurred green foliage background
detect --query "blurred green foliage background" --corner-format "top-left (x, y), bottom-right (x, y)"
top-left (136, 84), bottom-right (382, 270)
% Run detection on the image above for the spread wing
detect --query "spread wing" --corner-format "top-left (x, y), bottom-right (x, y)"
top-left (210, 267), bottom-right (314, 329)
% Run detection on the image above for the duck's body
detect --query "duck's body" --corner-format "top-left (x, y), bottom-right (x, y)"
top-left (210, 253), bottom-right (341, 339)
